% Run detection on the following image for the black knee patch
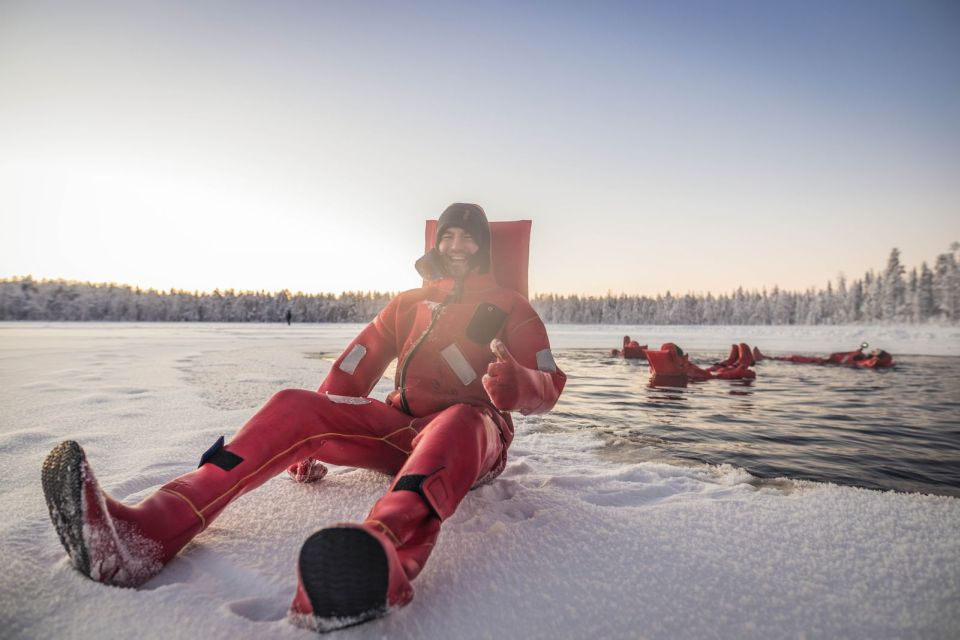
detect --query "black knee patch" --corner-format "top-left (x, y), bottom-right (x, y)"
top-left (392, 472), bottom-right (448, 519)
top-left (198, 436), bottom-right (243, 471)
top-left (392, 474), bottom-right (439, 518)
top-left (392, 474), bottom-right (427, 493)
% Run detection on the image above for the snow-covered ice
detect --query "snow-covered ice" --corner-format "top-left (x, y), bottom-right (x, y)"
top-left (0, 322), bottom-right (957, 639)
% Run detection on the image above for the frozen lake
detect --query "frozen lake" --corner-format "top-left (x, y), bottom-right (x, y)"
top-left (1, 322), bottom-right (958, 639)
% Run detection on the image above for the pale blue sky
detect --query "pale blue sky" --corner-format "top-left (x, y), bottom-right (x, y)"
top-left (2, 0), bottom-right (958, 295)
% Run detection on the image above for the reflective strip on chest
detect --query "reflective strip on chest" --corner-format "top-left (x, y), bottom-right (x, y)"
top-left (440, 343), bottom-right (477, 386)
top-left (339, 344), bottom-right (367, 375)
top-left (536, 348), bottom-right (557, 372)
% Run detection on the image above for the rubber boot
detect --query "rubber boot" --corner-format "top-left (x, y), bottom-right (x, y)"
top-left (289, 523), bottom-right (415, 632)
top-left (289, 403), bottom-right (503, 632)
top-left (737, 343), bottom-right (754, 368)
top-left (40, 436), bottom-right (290, 588)
top-left (365, 486), bottom-right (441, 580)
top-left (714, 344), bottom-right (756, 379)
top-left (43, 390), bottom-right (414, 588)
top-left (42, 441), bottom-right (204, 587)
top-left (716, 344), bottom-right (739, 367)
top-left (286, 492), bottom-right (437, 632)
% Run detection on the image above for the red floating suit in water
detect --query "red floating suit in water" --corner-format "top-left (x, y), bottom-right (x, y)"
top-left (755, 343), bottom-right (895, 369)
top-left (611, 335), bottom-right (648, 359)
top-left (713, 344), bottom-right (740, 368)
top-left (645, 342), bottom-right (755, 383)
top-left (853, 350), bottom-right (895, 368)
top-left (645, 343), bottom-right (700, 386)
top-left (710, 343), bottom-right (757, 379)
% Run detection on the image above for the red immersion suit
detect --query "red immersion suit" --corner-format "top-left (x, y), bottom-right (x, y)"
top-left (646, 342), bottom-right (756, 384)
top-left (42, 218), bottom-right (566, 630)
top-left (756, 346), bottom-right (894, 368)
top-left (611, 335), bottom-right (648, 359)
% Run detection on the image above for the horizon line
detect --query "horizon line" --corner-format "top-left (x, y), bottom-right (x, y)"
top-left (0, 272), bottom-right (910, 300)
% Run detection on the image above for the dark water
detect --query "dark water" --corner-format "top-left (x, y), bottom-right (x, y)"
top-left (551, 350), bottom-right (960, 497)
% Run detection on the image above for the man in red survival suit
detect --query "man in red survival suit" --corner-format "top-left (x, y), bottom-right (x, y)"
top-left (41, 203), bottom-right (566, 632)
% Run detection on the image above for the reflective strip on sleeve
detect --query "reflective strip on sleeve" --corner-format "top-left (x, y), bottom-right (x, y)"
top-left (440, 343), bottom-right (478, 386)
top-left (325, 393), bottom-right (371, 405)
top-left (536, 348), bottom-right (557, 372)
top-left (338, 344), bottom-right (367, 375)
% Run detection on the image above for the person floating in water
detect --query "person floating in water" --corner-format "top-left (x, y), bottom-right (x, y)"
top-left (752, 343), bottom-right (894, 368)
top-left (41, 203), bottom-right (566, 632)
top-left (645, 342), bottom-right (757, 383)
top-left (610, 335), bottom-right (647, 359)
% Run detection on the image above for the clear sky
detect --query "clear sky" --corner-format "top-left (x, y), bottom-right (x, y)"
top-left (2, 0), bottom-right (958, 296)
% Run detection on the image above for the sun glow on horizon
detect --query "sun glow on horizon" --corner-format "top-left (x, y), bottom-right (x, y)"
top-left (2, 1), bottom-right (958, 297)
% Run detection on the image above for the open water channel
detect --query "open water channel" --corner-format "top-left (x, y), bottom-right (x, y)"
top-left (553, 349), bottom-right (960, 497)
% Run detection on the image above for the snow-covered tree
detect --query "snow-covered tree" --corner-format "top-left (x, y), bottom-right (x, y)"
top-left (882, 248), bottom-right (906, 321)
top-left (4, 242), bottom-right (959, 325)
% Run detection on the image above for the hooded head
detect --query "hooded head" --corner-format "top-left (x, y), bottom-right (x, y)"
top-left (435, 203), bottom-right (490, 274)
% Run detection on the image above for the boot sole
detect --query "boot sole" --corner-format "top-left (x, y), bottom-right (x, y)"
top-left (41, 440), bottom-right (90, 577)
top-left (298, 527), bottom-right (389, 631)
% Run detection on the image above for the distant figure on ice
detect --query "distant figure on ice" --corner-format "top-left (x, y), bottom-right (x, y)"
top-left (285, 308), bottom-right (292, 326)
top-left (753, 343), bottom-right (894, 368)
top-left (41, 203), bottom-right (566, 632)
top-left (610, 335), bottom-right (647, 359)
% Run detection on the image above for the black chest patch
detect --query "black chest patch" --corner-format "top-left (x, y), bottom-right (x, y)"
top-left (466, 303), bottom-right (508, 344)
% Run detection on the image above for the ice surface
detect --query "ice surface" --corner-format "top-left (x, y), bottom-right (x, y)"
top-left (0, 323), bottom-right (957, 639)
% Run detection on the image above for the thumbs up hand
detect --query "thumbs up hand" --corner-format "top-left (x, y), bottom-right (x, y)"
top-left (483, 339), bottom-right (530, 412)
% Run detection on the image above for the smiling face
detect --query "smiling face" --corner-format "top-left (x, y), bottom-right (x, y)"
top-left (437, 226), bottom-right (479, 279)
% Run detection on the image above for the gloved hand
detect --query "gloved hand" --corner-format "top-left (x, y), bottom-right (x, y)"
top-left (483, 339), bottom-right (554, 415)
top-left (287, 458), bottom-right (329, 483)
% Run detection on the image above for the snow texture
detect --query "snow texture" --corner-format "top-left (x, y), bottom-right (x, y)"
top-left (0, 323), bottom-right (958, 639)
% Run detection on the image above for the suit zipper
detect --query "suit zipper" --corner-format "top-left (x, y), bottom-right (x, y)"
top-left (398, 302), bottom-right (446, 414)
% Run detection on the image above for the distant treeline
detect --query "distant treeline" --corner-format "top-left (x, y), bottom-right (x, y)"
top-left (2, 244), bottom-right (958, 325)
top-left (0, 281), bottom-right (392, 323)
top-left (534, 245), bottom-right (960, 325)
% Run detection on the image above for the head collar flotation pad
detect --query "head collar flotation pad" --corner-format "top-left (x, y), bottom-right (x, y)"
top-left (645, 343), bottom-right (687, 377)
top-left (424, 218), bottom-right (532, 299)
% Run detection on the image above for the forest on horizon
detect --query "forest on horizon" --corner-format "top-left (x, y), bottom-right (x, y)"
top-left (2, 244), bottom-right (958, 325)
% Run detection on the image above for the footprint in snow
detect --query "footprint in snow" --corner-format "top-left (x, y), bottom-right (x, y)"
top-left (455, 479), bottom-right (538, 531)
top-left (112, 387), bottom-right (152, 396)
top-left (138, 556), bottom-right (196, 590)
top-left (226, 597), bottom-right (289, 622)
top-left (580, 483), bottom-right (679, 508)
top-left (498, 461), bottom-right (536, 478)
